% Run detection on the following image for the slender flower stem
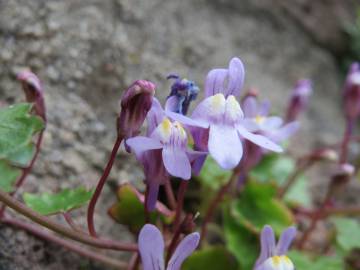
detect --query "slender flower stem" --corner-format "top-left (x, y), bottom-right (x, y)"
top-left (339, 118), bottom-right (354, 164)
top-left (295, 206), bottom-right (360, 218)
top-left (127, 252), bottom-right (140, 270)
top-left (144, 185), bottom-right (151, 223)
top-left (164, 179), bottom-right (177, 210)
top-left (200, 168), bottom-right (241, 245)
top-left (2, 216), bottom-right (127, 269)
top-left (278, 160), bottom-right (312, 198)
top-left (173, 181), bottom-right (188, 232)
top-left (0, 189), bottom-right (137, 252)
top-left (63, 212), bottom-right (84, 233)
top-left (87, 135), bottom-right (123, 237)
top-left (0, 130), bottom-right (44, 218)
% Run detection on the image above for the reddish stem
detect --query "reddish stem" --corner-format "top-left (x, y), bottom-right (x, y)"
top-left (339, 118), bottom-right (353, 164)
top-left (87, 135), bottom-right (123, 237)
top-left (173, 181), bottom-right (188, 232)
top-left (164, 179), bottom-right (177, 210)
top-left (63, 212), bottom-right (84, 233)
top-left (127, 252), bottom-right (140, 270)
top-left (0, 189), bottom-right (137, 252)
top-left (2, 216), bottom-right (127, 269)
top-left (200, 168), bottom-right (241, 246)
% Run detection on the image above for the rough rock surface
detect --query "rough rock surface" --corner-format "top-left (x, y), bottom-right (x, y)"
top-left (0, 0), bottom-right (358, 269)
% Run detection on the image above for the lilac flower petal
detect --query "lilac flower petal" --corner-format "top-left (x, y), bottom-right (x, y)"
top-left (259, 100), bottom-right (270, 116)
top-left (240, 119), bottom-right (260, 132)
top-left (276, 226), bottom-right (297, 255)
top-left (147, 98), bottom-right (165, 135)
top-left (268, 121), bottom-right (299, 143)
top-left (166, 232), bottom-right (200, 270)
top-left (242, 96), bottom-right (258, 118)
top-left (237, 125), bottom-right (283, 153)
top-left (126, 136), bottom-right (163, 157)
top-left (226, 57), bottom-right (245, 97)
top-left (187, 150), bottom-right (208, 176)
top-left (162, 147), bottom-right (192, 179)
top-left (138, 224), bottom-right (165, 270)
top-left (204, 69), bottom-right (228, 97)
top-left (209, 124), bottom-right (243, 169)
top-left (147, 181), bottom-right (161, 211)
top-left (165, 96), bottom-right (180, 112)
top-left (261, 116), bottom-right (283, 131)
top-left (255, 225), bottom-right (276, 267)
top-left (165, 110), bottom-right (209, 128)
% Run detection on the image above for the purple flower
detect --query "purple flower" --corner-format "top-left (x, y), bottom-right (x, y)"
top-left (118, 80), bottom-right (156, 138)
top-left (138, 224), bottom-right (199, 270)
top-left (343, 63), bottom-right (360, 120)
top-left (285, 79), bottom-right (312, 122)
top-left (166, 74), bottom-right (200, 115)
top-left (17, 71), bottom-right (46, 121)
top-left (254, 225), bottom-right (296, 270)
top-left (191, 57), bottom-right (283, 170)
top-left (127, 98), bottom-right (205, 210)
top-left (241, 95), bottom-right (299, 144)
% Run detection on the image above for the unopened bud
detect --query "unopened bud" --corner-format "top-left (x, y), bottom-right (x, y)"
top-left (329, 163), bottom-right (355, 197)
top-left (285, 79), bottom-right (312, 122)
top-left (117, 80), bottom-right (155, 138)
top-left (310, 148), bottom-right (338, 162)
top-left (343, 63), bottom-right (360, 120)
top-left (17, 70), bottom-right (46, 121)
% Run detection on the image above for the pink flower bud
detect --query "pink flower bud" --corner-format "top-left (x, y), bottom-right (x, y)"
top-left (286, 79), bottom-right (312, 122)
top-left (343, 63), bottom-right (360, 120)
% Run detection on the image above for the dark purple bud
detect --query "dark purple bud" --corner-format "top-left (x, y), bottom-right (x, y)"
top-left (285, 79), bottom-right (312, 122)
top-left (329, 163), bottom-right (354, 197)
top-left (17, 71), bottom-right (46, 121)
top-left (343, 63), bottom-right (360, 120)
top-left (167, 75), bottom-right (199, 115)
top-left (117, 80), bottom-right (155, 138)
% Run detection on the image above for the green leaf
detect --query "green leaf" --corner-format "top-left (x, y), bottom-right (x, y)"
top-left (7, 143), bottom-right (36, 167)
top-left (289, 251), bottom-right (344, 270)
top-left (250, 154), bottom-right (311, 207)
top-left (332, 217), bottom-right (360, 253)
top-left (182, 246), bottom-right (238, 270)
top-left (0, 160), bottom-right (21, 192)
top-left (198, 157), bottom-right (232, 190)
top-left (0, 103), bottom-right (44, 159)
top-left (223, 207), bottom-right (259, 270)
top-left (23, 187), bottom-right (94, 215)
top-left (230, 180), bottom-right (294, 235)
top-left (108, 184), bottom-right (174, 233)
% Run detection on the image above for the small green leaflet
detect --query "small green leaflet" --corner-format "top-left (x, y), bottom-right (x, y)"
top-left (289, 251), bottom-right (344, 270)
top-left (198, 157), bottom-right (231, 190)
top-left (182, 246), bottom-right (238, 270)
top-left (332, 217), bottom-right (360, 253)
top-left (0, 103), bottom-right (43, 160)
top-left (23, 187), bottom-right (94, 215)
top-left (0, 160), bottom-right (21, 192)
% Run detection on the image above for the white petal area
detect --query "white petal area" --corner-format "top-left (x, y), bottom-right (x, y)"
top-left (192, 94), bottom-right (226, 123)
top-left (260, 256), bottom-right (294, 270)
top-left (260, 116), bottom-right (283, 131)
top-left (237, 125), bottom-right (283, 153)
top-left (162, 146), bottom-right (192, 179)
top-left (126, 136), bottom-right (163, 157)
top-left (208, 124), bottom-right (243, 170)
top-left (224, 95), bottom-right (244, 124)
top-left (239, 119), bottom-right (260, 132)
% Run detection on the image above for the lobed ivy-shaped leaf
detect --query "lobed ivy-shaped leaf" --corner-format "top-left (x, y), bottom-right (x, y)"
top-left (23, 187), bottom-right (94, 215)
top-left (332, 217), bottom-right (360, 253)
top-left (0, 103), bottom-right (43, 160)
top-left (230, 180), bottom-right (294, 235)
top-left (288, 251), bottom-right (344, 270)
top-left (182, 246), bottom-right (238, 270)
top-left (250, 154), bottom-right (311, 207)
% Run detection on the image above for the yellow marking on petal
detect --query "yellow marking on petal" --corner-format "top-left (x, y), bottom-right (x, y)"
top-left (173, 121), bottom-right (187, 140)
top-left (210, 93), bottom-right (226, 114)
top-left (282, 256), bottom-right (293, 265)
top-left (272, 256), bottom-right (281, 266)
top-left (225, 95), bottom-right (242, 122)
top-left (255, 115), bottom-right (265, 124)
top-left (158, 118), bottom-right (172, 142)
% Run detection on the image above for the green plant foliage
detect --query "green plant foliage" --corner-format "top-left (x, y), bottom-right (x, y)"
top-left (23, 187), bottom-right (94, 215)
top-left (198, 157), bottom-right (231, 190)
top-left (223, 207), bottom-right (259, 270)
top-left (0, 160), bottom-right (21, 192)
top-left (108, 184), bottom-right (174, 233)
top-left (250, 154), bottom-right (311, 207)
top-left (7, 143), bottom-right (36, 167)
top-left (332, 217), bottom-right (360, 253)
top-left (182, 246), bottom-right (238, 270)
top-left (230, 180), bottom-right (294, 235)
top-left (289, 251), bottom-right (344, 270)
top-left (0, 103), bottom-right (43, 160)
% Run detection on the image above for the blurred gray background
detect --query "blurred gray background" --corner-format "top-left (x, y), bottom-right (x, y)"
top-left (0, 0), bottom-right (358, 269)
